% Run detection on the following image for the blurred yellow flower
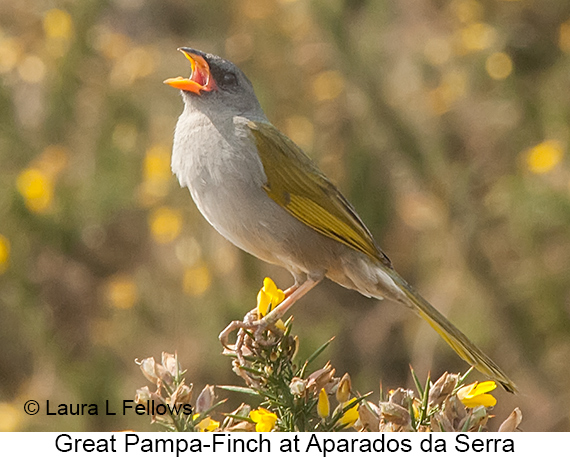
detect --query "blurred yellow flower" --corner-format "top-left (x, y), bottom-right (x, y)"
top-left (43, 9), bottom-right (73, 57)
top-left (459, 23), bottom-right (496, 52)
top-left (105, 274), bottom-right (138, 309)
top-left (0, 235), bottom-right (9, 275)
top-left (338, 398), bottom-right (359, 428)
top-left (140, 145), bottom-right (172, 204)
top-left (526, 140), bottom-right (564, 174)
top-left (284, 116), bottom-right (314, 152)
top-left (317, 388), bottom-right (330, 419)
top-left (485, 52), bottom-right (513, 80)
top-left (144, 145), bottom-right (172, 183)
top-left (0, 37), bottom-right (22, 74)
top-left (241, 0), bottom-right (275, 19)
top-left (457, 381), bottom-right (497, 408)
top-left (193, 414), bottom-right (220, 432)
top-left (16, 168), bottom-right (54, 213)
top-left (560, 20), bottom-right (570, 53)
top-left (17, 55), bottom-right (46, 83)
top-left (183, 265), bottom-right (212, 297)
top-left (257, 277), bottom-right (285, 316)
top-left (250, 407), bottom-right (278, 432)
top-left (0, 403), bottom-right (23, 432)
top-left (312, 70), bottom-right (345, 102)
top-left (43, 9), bottom-right (73, 40)
top-left (451, 0), bottom-right (483, 24)
top-left (149, 207), bottom-right (182, 244)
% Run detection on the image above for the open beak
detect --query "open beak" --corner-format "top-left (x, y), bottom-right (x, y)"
top-left (163, 48), bottom-right (217, 94)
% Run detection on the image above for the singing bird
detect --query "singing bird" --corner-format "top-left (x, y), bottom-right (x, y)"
top-left (164, 48), bottom-right (516, 393)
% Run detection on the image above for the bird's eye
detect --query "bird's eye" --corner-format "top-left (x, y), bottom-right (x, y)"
top-left (222, 72), bottom-right (238, 87)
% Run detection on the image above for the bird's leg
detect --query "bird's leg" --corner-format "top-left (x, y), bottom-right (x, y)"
top-left (260, 277), bottom-right (320, 327)
top-left (218, 277), bottom-right (321, 373)
top-left (282, 283), bottom-right (299, 299)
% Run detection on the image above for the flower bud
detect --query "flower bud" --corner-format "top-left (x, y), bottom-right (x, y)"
top-left (135, 386), bottom-right (152, 404)
top-left (161, 352), bottom-right (180, 378)
top-left (358, 401), bottom-right (380, 432)
top-left (428, 372), bottom-right (458, 407)
top-left (195, 384), bottom-right (215, 413)
top-left (291, 336), bottom-right (300, 360)
top-left (498, 407), bottom-right (522, 432)
top-left (379, 401), bottom-right (411, 428)
top-left (388, 388), bottom-right (414, 407)
top-left (317, 388), bottom-right (330, 419)
top-left (171, 383), bottom-right (193, 407)
top-left (137, 356), bottom-right (173, 387)
top-left (336, 373), bottom-right (351, 403)
top-left (137, 357), bottom-right (160, 385)
top-left (306, 362), bottom-right (336, 394)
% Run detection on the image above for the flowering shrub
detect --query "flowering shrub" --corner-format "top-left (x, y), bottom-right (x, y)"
top-left (135, 278), bottom-right (522, 432)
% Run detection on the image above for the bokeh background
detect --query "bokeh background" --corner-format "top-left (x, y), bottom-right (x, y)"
top-left (1, 0), bottom-right (570, 432)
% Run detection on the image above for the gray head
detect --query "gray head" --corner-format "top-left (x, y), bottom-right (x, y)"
top-left (164, 48), bottom-right (264, 121)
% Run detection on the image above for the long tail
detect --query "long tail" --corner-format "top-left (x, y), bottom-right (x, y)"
top-left (386, 269), bottom-right (517, 393)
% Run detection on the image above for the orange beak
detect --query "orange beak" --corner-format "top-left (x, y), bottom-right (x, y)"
top-left (163, 48), bottom-right (217, 94)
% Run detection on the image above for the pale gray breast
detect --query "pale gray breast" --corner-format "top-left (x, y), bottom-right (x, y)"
top-left (171, 110), bottom-right (376, 285)
top-left (171, 112), bottom-right (289, 262)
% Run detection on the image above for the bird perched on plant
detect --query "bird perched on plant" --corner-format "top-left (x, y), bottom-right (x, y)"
top-left (164, 48), bottom-right (516, 393)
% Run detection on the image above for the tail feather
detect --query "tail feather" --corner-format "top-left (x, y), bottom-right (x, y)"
top-left (387, 270), bottom-right (517, 393)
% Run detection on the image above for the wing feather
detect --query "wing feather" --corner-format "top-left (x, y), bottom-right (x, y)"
top-left (248, 120), bottom-right (390, 266)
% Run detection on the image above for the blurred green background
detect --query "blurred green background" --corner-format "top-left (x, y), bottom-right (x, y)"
top-left (1, 0), bottom-right (570, 432)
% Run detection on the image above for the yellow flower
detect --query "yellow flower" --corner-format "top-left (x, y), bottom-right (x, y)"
top-left (256, 278), bottom-right (286, 330)
top-left (183, 265), bottom-right (212, 297)
top-left (16, 168), bottom-right (54, 213)
top-left (317, 388), bottom-right (330, 419)
top-left (139, 144), bottom-right (172, 204)
top-left (312, 70), bottom-right (345, 101)
top-left (0, 235), bottom-right (9, 275)
top-left (257, 277), bottom-right (285, 316)
top-left (457, 381), bottom-right (497, 408)
top-left (193, 414), bottom-right (220, 432)
top-left (460, 23), bottom-right (496, 52)
top-left (485, 52), bottom-right (513, 80)
top-left (338, 398), bottom-right (359, 428)
top-left (526, 140), bottom-right (563, 174)
top-left (105, 274), bottom-right (138, 309)
top-left (43, 9), bottom-right (73, 41)
top-left (148, 207), bottom-right (182, 244)
top-left (144, 145), bottom-right (171, 182)
top-left (560, 20), bottom-right (570, 53)
top-left (250, 407), bottom-right (278, 432)
top-left (0, 403), bottom-right (23, 432)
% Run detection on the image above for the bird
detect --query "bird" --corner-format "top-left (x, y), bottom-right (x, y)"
top-left (163, 47), bottom-right (517, 393)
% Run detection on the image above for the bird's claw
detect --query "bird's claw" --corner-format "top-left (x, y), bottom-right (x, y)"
top-left (218, 308), bottom-right (284, 386)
